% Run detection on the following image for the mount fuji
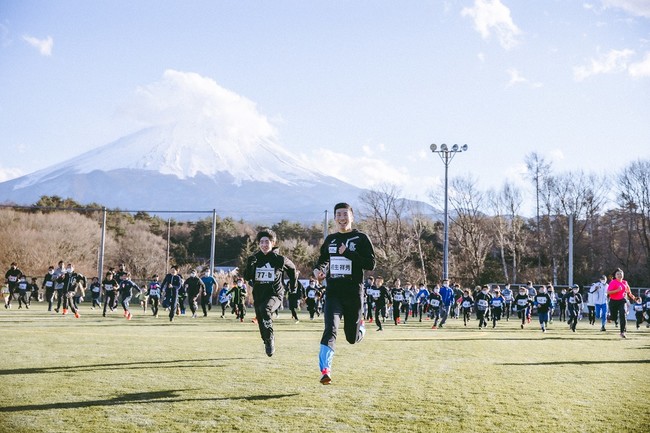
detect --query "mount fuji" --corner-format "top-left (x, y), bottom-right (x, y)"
top-left (0, 70), bottom-right (435, 223)
top-left (0, 122), bottom-right (366, 222)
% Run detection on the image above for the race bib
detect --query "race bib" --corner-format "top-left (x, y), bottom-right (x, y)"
top-left (45, 281), bottom-right (53, 287)
top-left (91, 286), bottom-right (101, 293)
top-left (634, 305), bottom-right (643, 311)
top-left (308, 291), bottom-right (316, 299)
top-left (477, 299), bottom-right (488, 307)
top-left (8, 276), bottom-right (17, 282)
top-left (149, 289), bottom-right (160, 296)
top-left (104, 284), bottom-right (114, 291)
top-left (568, 296), bottom-right (575, 304)
top-left (430, 299), bottom-right (440, 307)
top-left (394, 294), bottom-right (403, 302)
top-left (255, 267), bottom-right (275, 282)
top-left (517, 299), bottom-right (528, 306)
top-left (492, 300), bottom-right (502, 307)
top-left (330, 256), bottom-right (352, 275)
top-left (462, 301), bottom-right (471, 308)
top-left (537, 298), bottom-right (547, 304)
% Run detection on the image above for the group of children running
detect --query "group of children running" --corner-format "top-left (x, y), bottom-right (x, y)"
top-left (3, 202), bottom-right (649, 385)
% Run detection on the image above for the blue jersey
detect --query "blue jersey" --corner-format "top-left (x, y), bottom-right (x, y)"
top-left (416, 288), bottom-right (430, 303)
top-left (201, 276), bottom-right (217, 296)
top-left (440, 286), bottom-right (455, 306)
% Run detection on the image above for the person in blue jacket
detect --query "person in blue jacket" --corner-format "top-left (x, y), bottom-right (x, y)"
top-left (438, 279), bottom-right (455, 328)
top-left (200, 269), bottom-right (218, 317)
top-left (217, 282), bottom-right (230, 318)
top-left (416, 283), bottom-right (430, 322)
top-left (118, 272), bottom-right (140, 321)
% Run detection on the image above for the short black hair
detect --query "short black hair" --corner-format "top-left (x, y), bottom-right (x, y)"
top-left (256, 228), bottom-right (277, 244)
top-left (334, 202), bottom-right (353, 214)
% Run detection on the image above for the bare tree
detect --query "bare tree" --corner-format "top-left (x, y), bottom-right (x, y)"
top-left (617, 159), bottom-right (650, 282)
top-left (525, 152), bottom-right (552, 280)
top-left (447, 175), bottom-right (492, 284)
top-left (488, 182), bottom-right (526, 283)
top-left (359, 184), bottom-right (417, 280)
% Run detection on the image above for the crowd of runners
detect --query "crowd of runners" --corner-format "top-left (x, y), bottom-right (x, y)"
top-left (2, 202), bottom-right (649, 384)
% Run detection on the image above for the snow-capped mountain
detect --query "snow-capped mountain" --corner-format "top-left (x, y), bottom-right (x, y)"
top-left (0, 123), bottom-right (365, 223)
top-left (0, 70), bottom-right (438, 223)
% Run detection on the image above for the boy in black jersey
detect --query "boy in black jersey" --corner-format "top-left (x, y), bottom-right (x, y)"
top-left (314, 203), bottom-right (376, 385)
top-left (118, 272), bottom-right (140, 320)
top-left (429, 285), bottom-right (442, 329)
top-left (4, 262), bottom-right (22, 309)
top-left (459, 289), bottom-right (474, 326)
top-left (565, 285), bottom-right (583, 332)
top-left (102, 271), bottom-right (119, 317)
top-left (490, 287), bottom-right (505, 328)
top-left (390, 279), bottom-right (405, 325)
top-left (17, 275), bottom-right (30, 309)
top-left (514, 287), bottom-right (531, 329)
top-left (373, 277), bottom-right (391, 330)
top-left (305, 278), bottom-right (322, 320)
top-left (42, 266), bottom-right (56, 311)
top-left (160, 266), bottom-right (184, 322)
top-left (535, 285), bottom-right (552, 333)
top-left (89, 277), bottom-right (101, 309)
top-left (474, 285), bottom-right (491, 329)
top-left (244, 229), bottom-right (297, 357)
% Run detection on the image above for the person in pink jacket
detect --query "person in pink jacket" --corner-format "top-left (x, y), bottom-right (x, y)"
top-left (606, 268), bottom-right (637, 338)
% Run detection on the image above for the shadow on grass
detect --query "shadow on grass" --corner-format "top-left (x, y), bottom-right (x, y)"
top-left (0, 357), bottom-right (253, 376)
top-left (383, 337), bottom-right (603, 342)
top-left (0, 389), bottom-right (299, 413)
top-left (499, 359), bottom-right (650, 366)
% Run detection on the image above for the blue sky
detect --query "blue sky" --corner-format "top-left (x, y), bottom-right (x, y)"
top-left (1, 0), bottom-right (649, 208)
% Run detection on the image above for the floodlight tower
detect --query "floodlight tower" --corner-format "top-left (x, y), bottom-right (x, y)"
top-left (429, 143), bottom-right (469, 280)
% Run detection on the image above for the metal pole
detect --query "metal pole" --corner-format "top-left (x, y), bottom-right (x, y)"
top-left (443, 153), bottom-right (449, 281)
top-left (568, 213), bottom-right (574, 286)
top-left (166, 218), bottom-right (171, 273)
top-left (97, 207), bottom-right (106, 279)
top-left (209, 209), bottom-right (217, 275)
top-left (323, 210), bottom-right (329, 239)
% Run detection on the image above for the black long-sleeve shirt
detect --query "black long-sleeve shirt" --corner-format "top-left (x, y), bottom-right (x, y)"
top-left (314, 229), bottom-right (375, 297)
top-left (244, 250), bottom-right (297, 297)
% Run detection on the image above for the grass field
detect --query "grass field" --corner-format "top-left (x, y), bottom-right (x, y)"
top-left (0, 305), bottom-right (648, 433)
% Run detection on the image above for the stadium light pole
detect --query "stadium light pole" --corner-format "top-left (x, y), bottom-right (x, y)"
top-left (429, 143), bottom-right (469, 280)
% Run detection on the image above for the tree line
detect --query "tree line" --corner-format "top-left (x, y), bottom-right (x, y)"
top-left (0, 155), bottom-right (648, 287)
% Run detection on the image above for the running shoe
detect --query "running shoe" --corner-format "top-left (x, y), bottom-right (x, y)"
top-left (264, 337), bottom-right (275, 357)
top-left (74, 312), bottom-right (80, 319)
top-left (320, 372), bottom-right (332, 385)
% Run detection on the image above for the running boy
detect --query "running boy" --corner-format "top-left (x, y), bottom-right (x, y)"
top-left (515, 287), bottom-right (531, 329)
top-left (243, 229), bottom-right (297, 357)
top-left (565, 285), bottom-right (584, 332)
top-left (535, 285), bottom-right (552, 333)
top-left (459, 289), bottom-right (474, 327)
top-left (314, 202), bottom-right (375, 385)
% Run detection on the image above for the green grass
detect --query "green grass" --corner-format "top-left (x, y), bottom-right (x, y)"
top-left (0, 305), bottom-right (648, 433)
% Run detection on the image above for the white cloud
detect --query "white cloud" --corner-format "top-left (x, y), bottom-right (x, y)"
top-left (362, 145), bottom-right (374, 156)
top-left (506, 68), bottom-right (543, 88)
top-left (573, 48), bottom-right (635, 80)
top-left (0, 167), bottom-right (24, 182)
top-left (22, 35), bottom-right (53, 56)
top-left (478, 52), bottom-right (486, 62)
top-left (601, 0), bottom-right (650, 18)
top-left (628, 52), bottom-right (650, 77)
top-left (309, 148), bottom-right (439, 202)
top-left (461, 0), bottom-right (522, 50)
